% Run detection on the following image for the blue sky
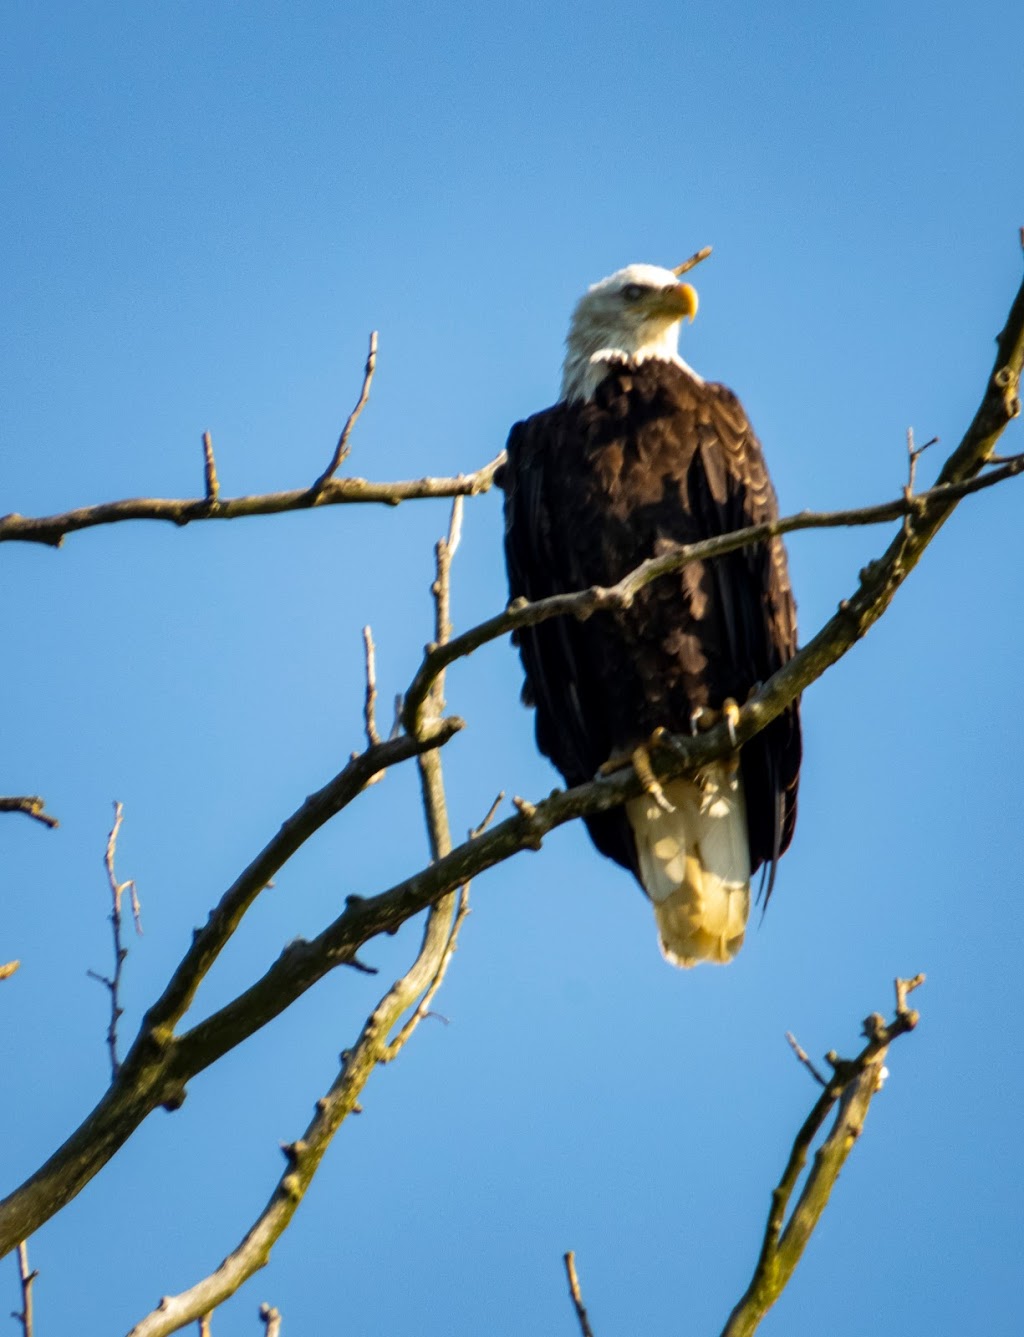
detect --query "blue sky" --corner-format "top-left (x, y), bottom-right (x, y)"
top-left (2, 3), bottom-right (1023, 1334)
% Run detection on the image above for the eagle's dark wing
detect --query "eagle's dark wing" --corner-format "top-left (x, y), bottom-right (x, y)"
top-left (686, 381), bottom-right (801, 890)
top-left (502, 404), bottom-right (641, 874)
top-left (502, 359), bottom-right (801, 887)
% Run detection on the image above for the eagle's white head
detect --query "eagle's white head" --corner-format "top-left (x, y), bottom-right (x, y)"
top-left (561, 263), bottom-right (701, 403)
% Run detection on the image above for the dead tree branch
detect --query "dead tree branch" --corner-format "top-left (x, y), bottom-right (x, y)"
top-left (1, 264), bottom-right (1020, 1264)
top-left (11, 1241), bottom-right (37, 1337)
top-left (0, 454), bottom-right (505, 549)
top-left (563, 1251), bottom-right (596, 1337)
top-left (403, 450), bottom-right (1024, 733)
top-left (201, 433), bottom-right (220, 504)
top-left (720, 976), bottom-right (925, 1337)
top-left (86, 802), bottom-right (142, 1081)
top-left (258, 1305), bottom-right (281, 1337)
top-left (124, 511), bottom-right (471, 1337)
top-left (0, 718), bottom-right (462, 1258)
top-left (0, 798), bottom-right (58, 830)
top-left (311, 331), bottom-right (379, 490)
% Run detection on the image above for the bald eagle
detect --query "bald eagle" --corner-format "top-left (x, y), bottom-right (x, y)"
top-left (501, 263), bottom-right (801, 967)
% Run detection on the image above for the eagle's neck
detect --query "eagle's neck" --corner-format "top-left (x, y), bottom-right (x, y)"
top-left (560, 326), bottom-right (703, 403)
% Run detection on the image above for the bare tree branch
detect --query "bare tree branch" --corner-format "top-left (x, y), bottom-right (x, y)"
top-left (720, 976), bottom-right (925, 1337)
top-left (0, 718), bottom-right (461, 1259)
top-left (124, 512), bottom-right (472, 1337)
top-left (311, 330), bottom-right (379, 491)
top-left (402, 451), bottom-right (1024, 733)
top-left (11, 1241), bottom-right (37, 1337)
top-left (563, 1251), bottom-right (596, 1337)
top-left (258, 1305), bottom-right (280, 1337)
top-left (0, 963), bottom-right (19, 983)
top-left (0, 798), bottom-right (58, 830)
top-left (0, 454), bottom-right (505, 549)
top-left (86, 802), bottom-right (142, 1081)
top-left (201, 433), bottom-right (220, 505)
top-left (361, 625), bottom-right (382, 748)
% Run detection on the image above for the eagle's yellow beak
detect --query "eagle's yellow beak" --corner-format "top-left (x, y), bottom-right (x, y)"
top-left (653, 282), bottom-right (699, 323)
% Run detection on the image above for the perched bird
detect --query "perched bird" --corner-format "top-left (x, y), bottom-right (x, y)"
top-left (501, 261), bottom-right (801, 966)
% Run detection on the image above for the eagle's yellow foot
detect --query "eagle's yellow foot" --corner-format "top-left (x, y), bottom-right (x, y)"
top-left (690, 698), bottom-right (741, 748)
top-left (598, 729), bottom-right (675, 813)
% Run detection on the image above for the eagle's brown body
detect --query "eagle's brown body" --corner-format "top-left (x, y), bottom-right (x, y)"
top-left (502, 357), bottom-right (801, 928)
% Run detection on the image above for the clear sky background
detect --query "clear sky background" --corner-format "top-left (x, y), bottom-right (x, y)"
top-left (3, 3), bottom-right (1023, 1334)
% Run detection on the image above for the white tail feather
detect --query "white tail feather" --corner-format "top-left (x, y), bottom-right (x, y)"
top-left (625, 763), bottom-right (751, 967)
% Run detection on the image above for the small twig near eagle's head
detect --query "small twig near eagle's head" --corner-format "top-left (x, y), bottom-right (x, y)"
top-left (0, 796), bottom-right (59, 829)
top-left (12, 1241), bottom-right (38, 1337)
top-left (201, 432), bottom-right (220, 505)
top-left (0, 962), bottom-right (20, 982)
top-left (672, 245), bottom-right (713, 277)
top-left (563, 1251), bottom-right (597, 1337)
top-left (720, 975), bottom-right (925, 1337)
top-left (311, 330), bottom-right (379, 492)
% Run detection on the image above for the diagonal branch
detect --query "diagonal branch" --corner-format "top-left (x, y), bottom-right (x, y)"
top-left (563, 1251), bottom-right (597, 1337)
top-left (124, 508), bottom-right (472, 1337)
top-left (0, 717), bottom-right (461, 1259)
top-left (720, 975), bottom-right (925, 1337)
top-left (403, 451), bottom-right (1024, 732)
top-left (311, 331), bottom-right (379, 491)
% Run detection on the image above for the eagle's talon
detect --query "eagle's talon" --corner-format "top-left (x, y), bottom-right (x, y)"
top-left (631, 743), bottom-right (674, 813)
top-left (722, 698), bottom-right (740, 749)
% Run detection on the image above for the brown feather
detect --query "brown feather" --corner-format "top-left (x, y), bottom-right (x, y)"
top-left (502, 357), bottom-right (801, 895)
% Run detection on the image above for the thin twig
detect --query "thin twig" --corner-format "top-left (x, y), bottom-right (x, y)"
top-left (0, 963), bottom-right (20, 982)
top-left (201, 432), bottom-right (220, 504)
top-left (197, 1316), bottom-right (211, 1337)
top-left (258, 1304), bottom-right (281, 1336)
top-left (86, 802), bottom-right (141, 1081)
top-left (784, 1032), bottom-right (827, 1088)
top-left (361, 626), bottom-right (382, 747)
top-left (11, 1241), bottom-right (37, 1337)
top-left (563, 1251), bottom-right (596, 1337)
top-left (672, 245), bottom-right (713, 277)
top-left (721, 976), bottom-right (926, 1337)
top-left (0, 797), bottom-right (58, 830)
top-left (312, 331), bottom-right (379, 491)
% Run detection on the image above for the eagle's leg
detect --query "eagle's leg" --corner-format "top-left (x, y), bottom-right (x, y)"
top-left (598, 730), bottom-right (676, 813)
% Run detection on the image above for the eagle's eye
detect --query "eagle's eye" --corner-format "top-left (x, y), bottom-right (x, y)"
top-left (620, 283), bottom-right (647, 302)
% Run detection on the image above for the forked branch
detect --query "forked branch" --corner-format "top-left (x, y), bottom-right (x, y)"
top-left (720, 976), bottom-right (925, 1337)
